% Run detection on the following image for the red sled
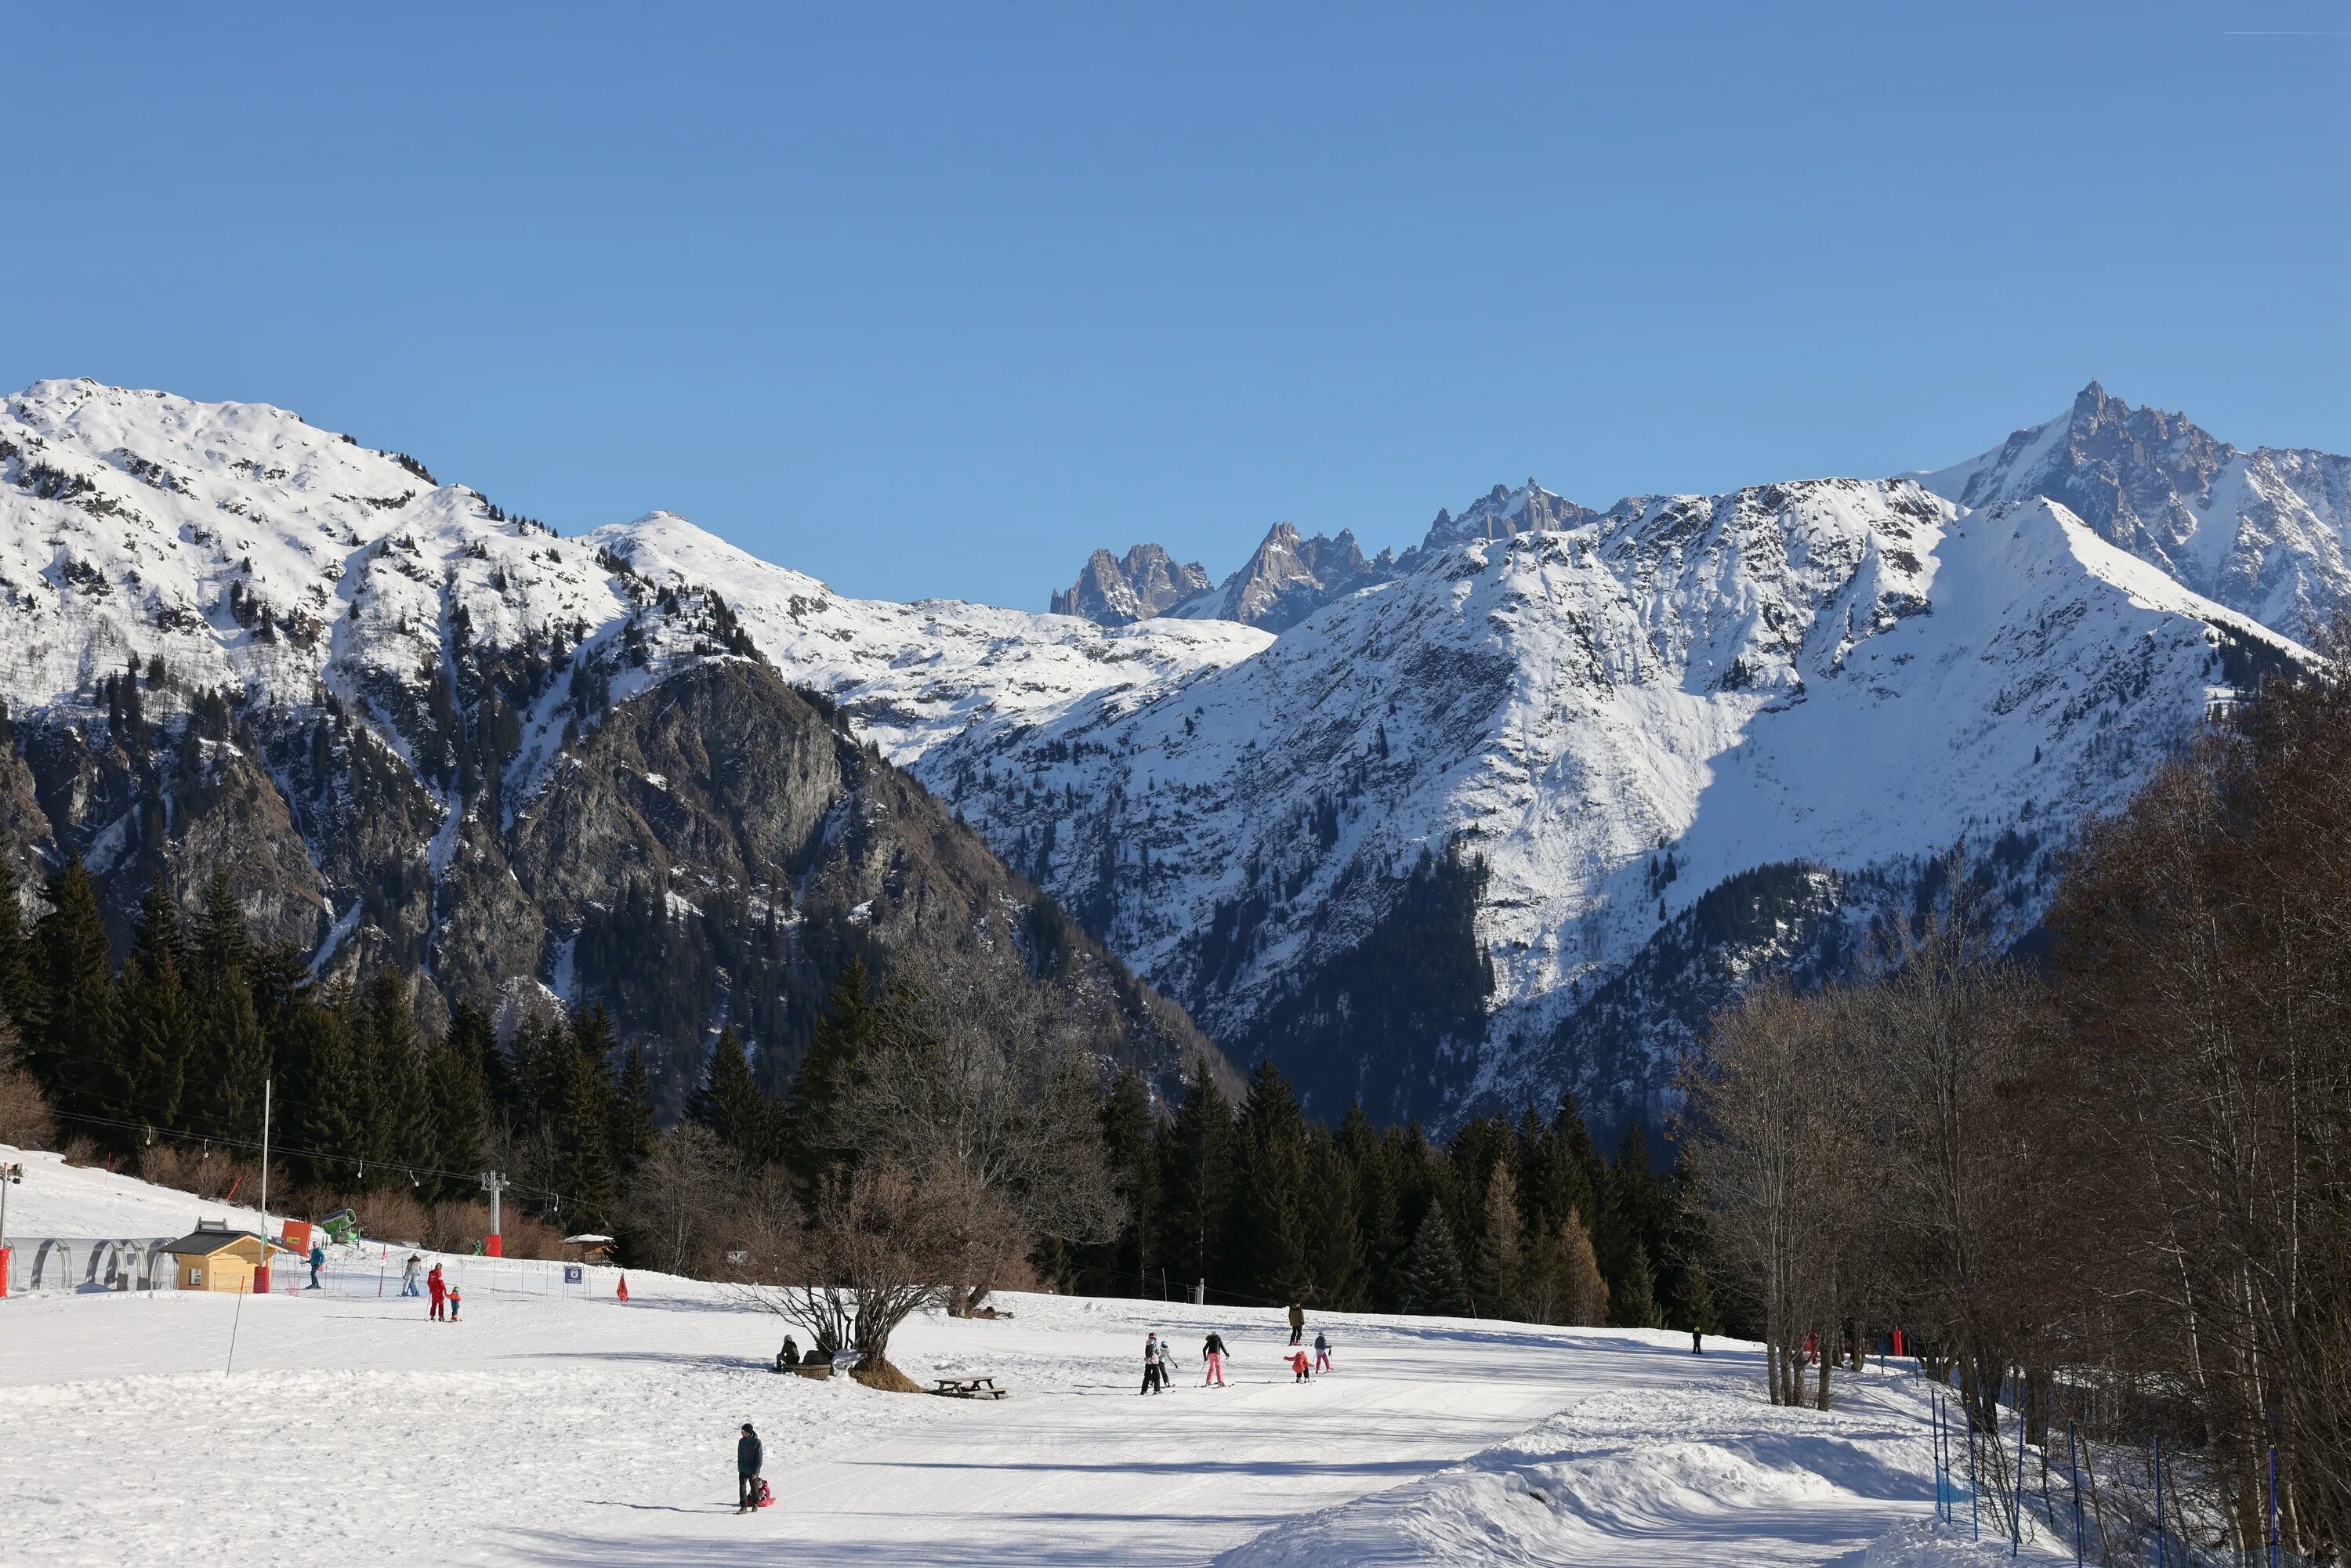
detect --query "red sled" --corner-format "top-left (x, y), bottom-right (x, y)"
top-left (754, 1478), bottom-right (774, 1509)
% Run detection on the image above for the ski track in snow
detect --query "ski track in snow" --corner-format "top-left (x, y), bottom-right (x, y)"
top-left (0, 1150), bottom-right (2025, 1567)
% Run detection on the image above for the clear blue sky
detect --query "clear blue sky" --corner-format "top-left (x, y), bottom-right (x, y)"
top-left (6, 3), bottom-right (2345, 607)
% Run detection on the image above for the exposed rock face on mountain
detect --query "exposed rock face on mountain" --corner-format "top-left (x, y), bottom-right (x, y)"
top-left (1928, 382), bottom-right (2351, 641)
top-left (0, 381), bottom-right (1229, 1110)
top-left (1414, 479), bottom-right (1599, 555)
top-left (3, 375), bottom-right (2338, 1136)
top-left (1172, 522), bottom-right (1397, 632)
top-left (1049, 543), bottom-right (1212, 625)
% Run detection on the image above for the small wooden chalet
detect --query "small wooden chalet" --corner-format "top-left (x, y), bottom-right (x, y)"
top-left (165, 1220), bottom-right (283, 1292)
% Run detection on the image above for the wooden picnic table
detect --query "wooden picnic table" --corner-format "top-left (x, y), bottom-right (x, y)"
top-left (931, 1375), bottom-right (1006, 1399)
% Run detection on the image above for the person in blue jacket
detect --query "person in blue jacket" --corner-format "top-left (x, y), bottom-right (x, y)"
top-left (306, 1240), bottom-right (325, 1290)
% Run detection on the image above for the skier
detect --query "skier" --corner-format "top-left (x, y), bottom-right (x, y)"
top-left (1313, 1330), bottom-right (1332, 1374)
top-left (737, 1422), bottom-right (764, 1514)
top-left (447, 1284), bottom-right (462, 1321)
top-left (1691, 1327), bottom-right (1704, 1355)
top-left (775, 1334), bottom-right (800, 1374)
top-left (306, 1240), bottom-right (325, 1291)
top-left (427, 1262), bottom-right (447, 1321)
top-left (1140, 1332), bottom-right (1164, 1395)
top-left (1287, 1302), bottom-right (1305, 1347)
top-left (1288, 1346), bottom-right (1311, 1382)
top-left (1201, 1331), bottom-right (1228, 1387)
top-left (402, 1253), bottom-right (422, 1297)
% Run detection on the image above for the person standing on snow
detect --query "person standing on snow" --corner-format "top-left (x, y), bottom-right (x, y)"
top-left (737, 1422), bottom-right (764, 1513)
top-left (427, 1262), bottom-right (447, 1321)
top-left (1202, 1331), bottom-right (1228, 1387)
top-left (1140, 1332), bottom-right (1165, 1395)
top-left (1691, 1327), bottom-right (1704, 1355)
top-left (306, 1240), bottom-right (325, 1291)
top-left (1288, 1346), bottom-right (1312, 1382)
top-left (402, 1253), bottom-right (422, 1297)
top-left (1313, 1331), bottom-right (1332, 1374)
top-left (447, 1284), bottom-right (462, 1321)
top-left (1288, 1302), bottom-right (1305, 1346)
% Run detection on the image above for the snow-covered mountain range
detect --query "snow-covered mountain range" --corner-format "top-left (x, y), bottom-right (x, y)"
top-left (0, 378), bottom-right (2327, 1130)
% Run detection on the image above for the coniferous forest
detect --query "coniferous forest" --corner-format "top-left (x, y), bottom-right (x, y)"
top-left (0, 862), bottom-right (1706, 1334)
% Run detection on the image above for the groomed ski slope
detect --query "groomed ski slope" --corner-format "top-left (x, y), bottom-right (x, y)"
top-left (0, 1150), bottom-right (2048, 1566)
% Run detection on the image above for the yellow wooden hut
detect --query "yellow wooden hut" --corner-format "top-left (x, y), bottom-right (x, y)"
top-left (165, 1221), bottom-right (282, 1293)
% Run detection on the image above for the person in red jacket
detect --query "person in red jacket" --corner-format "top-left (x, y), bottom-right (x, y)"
top-left (1288, 1348), bottom-right (1311, 1382)
top-left (427, 1262), bottom-right (447, 1321)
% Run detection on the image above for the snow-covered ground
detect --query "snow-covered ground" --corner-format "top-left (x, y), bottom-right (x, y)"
top-left (0, 1150), bottom-right (2050, 1566)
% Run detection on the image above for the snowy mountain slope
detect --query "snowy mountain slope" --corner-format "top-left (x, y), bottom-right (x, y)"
top-left (1927, 382), bottom-right (2351, 643)
top-left (0, 380), bottom-right (1228, 1106)
top-left (0, 375), bottom-right (2326, 1135)
top-left (896, 478), bottom-right (2302, 1124)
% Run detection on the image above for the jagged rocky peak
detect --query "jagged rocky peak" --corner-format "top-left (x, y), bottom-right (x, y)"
top-left (1049, 542), bottom-right (1211, 625)
top-left (1927, 382), bottom-right (2351, 641)
top-left (1420, 477), bottom-right (1599, 553)
top-left (1211, 520), bottom-right (1393, 631)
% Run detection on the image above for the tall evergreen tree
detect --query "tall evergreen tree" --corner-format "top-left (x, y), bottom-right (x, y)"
top-left (690, 1026), bottom-right (770, 1164)
top-left (1156, 1056), bottom-right (1234, 1300)
top-left (1227, 1058), bottom-right (1312, 1304)
top-left (118, 872), bottom-right (194, 1136)
top-left (187, 874), bottom-right (267, 1143)
top-left (1086, 1065), bottom-right (1159, 1296)
top-left (1299, 1127), bottom-right (1366, 1309)
top-left (427, 1020), bottom-right (491, 1197)
top-left (549, 1008), bottom-right (618, 1229)
top-left (1397, 1202), bottom-right (1470, 1316)
top-left (784, 957), bottom-right (875, 1168)
top-left (1610, 1239), bottom-right (1664, 1329)
top-left (0, 878), bottom-right (29, 1031)
top-left (26, 859), bottom-right (120, 1135)
top-left (609, 1044), bottom-right (658, 1182)
top-left (353, 969), bottom-right (432, 1182)
top-left (281, 1001), bottom-right (362, 1187)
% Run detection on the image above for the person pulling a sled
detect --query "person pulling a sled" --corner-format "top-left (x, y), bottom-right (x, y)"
top-left (1202, 1331), bottom-right (1228, 1387)
top-left (737, 1422), bottom-right (765, 1513)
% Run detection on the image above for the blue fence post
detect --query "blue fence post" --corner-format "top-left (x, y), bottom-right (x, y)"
top-left (2068, 1419), bottom-right (2083, 1567)
top-left (2268, 1444), bottom-right (2280, 1568)
top-left (1969, 1400), bottom-right (1980, 1541)
top-left (1933, 1391), bottom-right (1947, 1523)
top-left (2013, 1384), bottom-right (2027, 1558)
top-left (2152, 1436), bottom-right (2166, 1568)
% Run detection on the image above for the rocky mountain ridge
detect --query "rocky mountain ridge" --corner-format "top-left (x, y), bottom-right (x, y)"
top-left (1, 377), bottom-right (2331, 1132)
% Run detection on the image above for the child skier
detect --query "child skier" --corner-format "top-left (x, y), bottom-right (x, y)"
top-left (1313, 1331), bottom-right (1332, 1373)
top-left (1288, 1347), bottom-right (1311, 1382)
top-left (1140, 1332), bottom-right (1165, 1394)
top-left (447, 1284), bottom-right (462, 1321)
top-left (1201, 1331), bottom-right (1228, 1387)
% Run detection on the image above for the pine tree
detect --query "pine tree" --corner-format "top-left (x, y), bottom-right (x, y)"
top-left (549, 1009), bottom-right (618, 1230)
top-left (1338, 1103), bottom-right (1405, 1307)
top-left (26, 859), bottom-right (120, 1135)
top-left (0, 879), bottom-right (29, 1032)
top-left (427, 1021), bottom-right (491, 1197)
top-left (1155, 1057), bottom-right (1234, 1299)
top-left (1089, 1064), bottom-right (1158, 1296)
top-left (1398, 1203), bottom-right (1470, 1317)
top-left (353, 970), bottom-right (432, 1182)
top-left (187, 873), bottom-right (267, 1143)
top-left (118, 872), bottom-right (194, 1136)
top-left (784, 958), bottom-right (875, 1168)
top-left (1610, 1239), bottom-right (1664, 1328)
top-left (282, 1002), bottom-right (362, 1188)
top-left (608, 1044), bottom-right (657, 1181)
top-left (1227, 1058), bottom-right (1312, 1304)
top-left (1473, 1157), bottom-right (1524, 1320)
top-left (690, 1026), bottom-right (770, 1164)
top-left (1299, 1128), bottom-right (1366, 1309)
